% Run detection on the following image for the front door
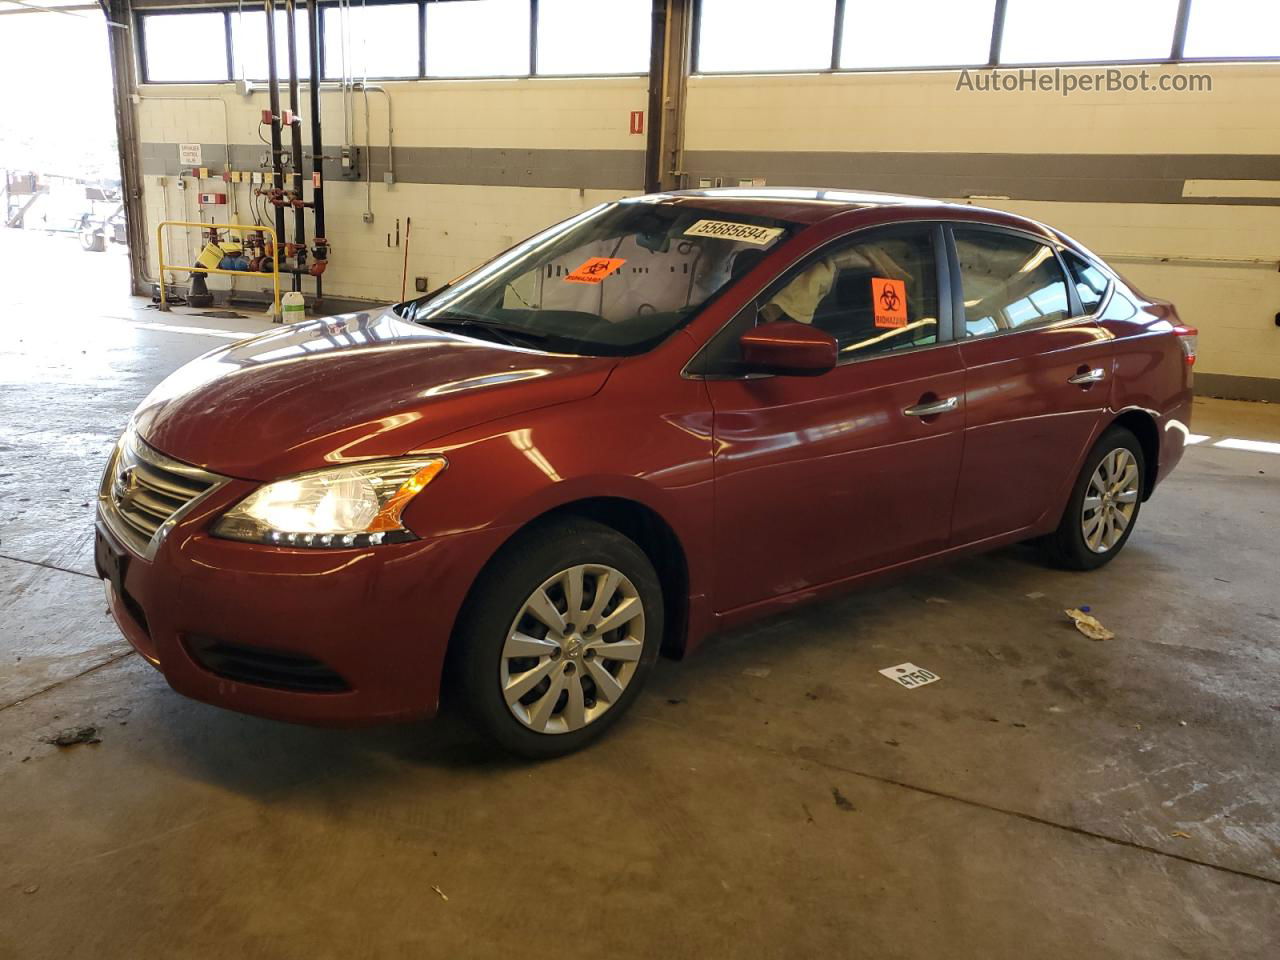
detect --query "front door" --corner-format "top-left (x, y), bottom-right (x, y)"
top-left (696, 223), bottom-right (967, 613)
top-left (948, 226), bottom-right (1113, 544)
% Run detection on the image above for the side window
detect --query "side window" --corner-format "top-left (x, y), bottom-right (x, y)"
top-left (953, 229), bottom-right (1070, 337)
top-left (689, 224), bottom-right (940, 375)
top-left (1063, 251), bottom-right (1110, 314)
top-left (721, 227), bottom-right (942, 373)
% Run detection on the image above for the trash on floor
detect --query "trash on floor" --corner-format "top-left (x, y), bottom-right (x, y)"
top-left (1170, 830), bottom-right (1192, 839)
top-left (831, 787), bottom-right (855, 811)
top-left (742, 667), bottom-right (771, 678)
top-left (1025, 591), bottom-right (1046, 600)
top-left (878, 663), bottom-right (940, 689)
top-left (925, 596), bottom-right (950, 605)
top-left (431, 885), bottom-right (449, 902)
top-left (41, 725), bottom-right (101, 747)
top-left (1065, 608), bottom-right (1115, 641)
top-left (194, 310), bottom-right (248, 319)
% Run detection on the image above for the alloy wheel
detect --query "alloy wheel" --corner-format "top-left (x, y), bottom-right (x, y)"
top-left (1081, 448), bottom-right (1140, 553)
top-left (500, 564), bottom-right (646, 734)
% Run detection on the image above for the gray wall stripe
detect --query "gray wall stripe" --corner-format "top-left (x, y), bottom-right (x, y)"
top-left (683, 150), bottom-right (1280, 207)
top-left (141, 143), bottom-right (1280, 205)
top-left (140, 143), bottom-right (645, 191)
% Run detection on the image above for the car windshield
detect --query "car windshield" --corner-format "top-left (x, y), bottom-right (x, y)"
top-left (396, 200), bottom-right (797, 356)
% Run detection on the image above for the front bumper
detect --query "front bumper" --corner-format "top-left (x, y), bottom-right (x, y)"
top-left (96, 504), bottom-right (512, 726)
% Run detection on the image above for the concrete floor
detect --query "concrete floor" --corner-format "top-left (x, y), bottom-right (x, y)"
top-left (2, 231), bottom-right (1278, 957)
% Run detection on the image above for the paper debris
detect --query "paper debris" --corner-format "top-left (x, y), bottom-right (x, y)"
top-left (1170, 831), bottom-right (1192, 840)
top-left (742, 667), bottom-right (771, 678)
top-left (431, 885), bottom-right (449, 902)
top-left (1065, 608), bottom-right (1115, 641)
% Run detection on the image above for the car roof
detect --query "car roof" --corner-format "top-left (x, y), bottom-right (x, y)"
top-left (646, 187), bottom-right (1045, 233)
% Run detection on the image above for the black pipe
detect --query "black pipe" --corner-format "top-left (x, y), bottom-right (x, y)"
top-left (285, 0), bottom-right (306, 292)
top-left (306, 0), bottom-right (325, 303)
top-left (264, 0), bottom-right (287, 273)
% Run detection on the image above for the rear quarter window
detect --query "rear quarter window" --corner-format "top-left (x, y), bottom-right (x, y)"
top-left (1063, 251), bottom-right (1111, 314)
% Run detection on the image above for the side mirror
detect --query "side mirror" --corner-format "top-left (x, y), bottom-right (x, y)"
top-left (739, 321), bottom-right (837, 377)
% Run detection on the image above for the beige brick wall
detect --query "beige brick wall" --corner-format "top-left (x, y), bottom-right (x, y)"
top-left (134, 64), bottom-right (1280, 382)
top-left (685, 65), bottom-right (1280, 382)
top-left (135, 77), bottom-right (647, 303)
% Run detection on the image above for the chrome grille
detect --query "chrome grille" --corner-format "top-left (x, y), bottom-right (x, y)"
top-left (99, 429), bottom-right (227, 559)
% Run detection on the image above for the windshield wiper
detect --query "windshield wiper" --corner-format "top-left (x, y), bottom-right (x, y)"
top-left (421, 314), bottom-right (551, 349)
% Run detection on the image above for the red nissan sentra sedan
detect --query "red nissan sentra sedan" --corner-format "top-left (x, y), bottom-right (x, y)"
top-left (96, 189), bottom-right (1197, 757)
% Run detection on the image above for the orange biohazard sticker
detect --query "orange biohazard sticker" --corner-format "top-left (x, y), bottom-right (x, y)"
top-left (564, 257), bottom-right (626, 284)
top-left (872, 277), bottom-right (908, 329)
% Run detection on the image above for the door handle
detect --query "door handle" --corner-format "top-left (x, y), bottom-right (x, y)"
top-left (1068, 368), bottom-right (1106, 386)
top-left (903, 396), bottom-right (959, 418)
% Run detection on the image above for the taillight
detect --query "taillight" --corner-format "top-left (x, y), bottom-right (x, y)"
top-left (1174, 325), bottom-right (1198, 366)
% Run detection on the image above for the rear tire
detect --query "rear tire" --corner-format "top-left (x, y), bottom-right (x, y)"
top-left (1043, 425), bottom-right (1146, 571)
top-left (455, 519), bottom-right (663, 759)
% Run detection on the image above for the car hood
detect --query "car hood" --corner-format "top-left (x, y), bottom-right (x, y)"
top-left (133, 310), bottom-right (617, 481)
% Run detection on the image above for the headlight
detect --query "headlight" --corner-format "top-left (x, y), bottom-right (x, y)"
top-left (211, 457), bottom-right (446, 548)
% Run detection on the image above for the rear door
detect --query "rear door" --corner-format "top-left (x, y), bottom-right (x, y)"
top-left (947, 225), bottom-right (1115, 544)
top-left (695, 223), bottom-right (967, 612)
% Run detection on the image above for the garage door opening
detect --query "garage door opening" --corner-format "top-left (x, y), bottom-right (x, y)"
top-left (0, 5), bottom-right (129, 315)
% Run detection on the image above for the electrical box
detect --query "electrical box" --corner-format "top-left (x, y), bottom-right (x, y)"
top-left (339, 145), bottom-right (362, 181)
top-left (198, 192), bottom-right (227, 206)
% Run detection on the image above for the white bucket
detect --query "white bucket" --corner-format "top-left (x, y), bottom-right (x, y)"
top-left (282, 290), bottom-right (306, 324)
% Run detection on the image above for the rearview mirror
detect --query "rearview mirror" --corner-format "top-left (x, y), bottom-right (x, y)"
top-left (739, 321), bottom-right (837, 377)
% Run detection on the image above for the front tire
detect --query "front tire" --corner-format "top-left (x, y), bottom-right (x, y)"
top-left (81, 228), bottom-right (106, 252)
top-left (1043, 425), bottom-right (1145, 571)
top-left (455, 519), bottom-right (663, 759)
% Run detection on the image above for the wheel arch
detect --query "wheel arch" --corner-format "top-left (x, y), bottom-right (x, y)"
top-left (1109, 408), bottom-right (1160, 500)
top-left (452, 495), bottom-right (693, 663)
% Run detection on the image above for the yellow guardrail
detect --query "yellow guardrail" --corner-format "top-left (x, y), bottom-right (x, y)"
top-left (156, 220), bottom-right (282, 318)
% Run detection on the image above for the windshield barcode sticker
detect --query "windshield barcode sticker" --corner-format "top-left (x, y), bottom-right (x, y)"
top-left (683, 219), bottom-right (784, 246)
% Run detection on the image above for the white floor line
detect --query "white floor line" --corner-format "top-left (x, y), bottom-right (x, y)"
top-left (129, 321), bottom-right (254, 340)
top-left (1213, 437), bottom-right (1280, 455)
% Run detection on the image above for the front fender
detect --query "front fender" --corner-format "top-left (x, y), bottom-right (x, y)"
top-left (399, 368), bottom-right (716, 635)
